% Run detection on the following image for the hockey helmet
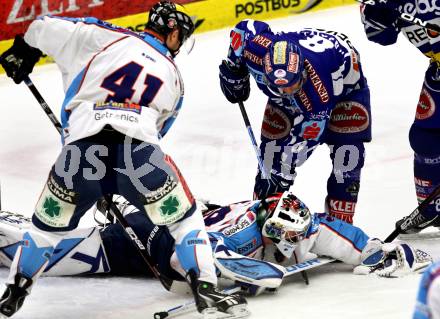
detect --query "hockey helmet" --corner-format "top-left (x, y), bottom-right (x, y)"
top-left (262, 191), bottom-right (311, 245)
top-left (147, 1), bottom-right (195, 54)
top-left (263, 40), bottom-right (306, 98)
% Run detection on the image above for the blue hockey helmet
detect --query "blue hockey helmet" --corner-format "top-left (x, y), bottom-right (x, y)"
top-left (263, 40), bottom-right (306, 98)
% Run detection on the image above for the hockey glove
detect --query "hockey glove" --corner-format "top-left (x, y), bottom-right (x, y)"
top-left (219, 60), bottom-right (250, 104)
top-left (362, 1), bottom-right (400, 30)
top-left (354, 240), bottom-right (432, 278)
top-left (0, 35), bottom-right (42, 84)
top-left (253, 174), bottom-right (292, 200)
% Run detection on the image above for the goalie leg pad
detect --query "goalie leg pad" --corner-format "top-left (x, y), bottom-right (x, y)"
top-left (213, 241), bottom-right (284, 292)
top-left (7, 230), bottom-right (55, 290)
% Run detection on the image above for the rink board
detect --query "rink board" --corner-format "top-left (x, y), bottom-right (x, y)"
top-left (0, 0), bottom-right (355, 73)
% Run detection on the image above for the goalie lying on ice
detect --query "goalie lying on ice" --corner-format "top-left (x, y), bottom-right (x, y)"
top-left (0, 191), bottom-right (432, 291)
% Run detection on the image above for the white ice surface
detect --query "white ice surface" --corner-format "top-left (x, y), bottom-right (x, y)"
top-left (0, 4), bottom-right (438, 319)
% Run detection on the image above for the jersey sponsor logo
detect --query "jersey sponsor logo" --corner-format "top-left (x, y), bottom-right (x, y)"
top-left (328, 101), bottom-right (369, 134)
top-left (47, 175), bottom-right (78, 204)
top-left (144, 176), bottom-right (178, 204)
top-left (351, 51), bottom-right (359, 72)
top-left (264, 53), bottom-right (273, 74)
top-left (297, 89), bottom-right (312, 112)
top-left (222, 218), bottom-right (251, 236)
top-left (304, 59), bottom-right (329, 103)
top-left (287, 52), bottom-right (299, 73)
top-left (299, 120), bottom-right (325, 140)
top-left (94, 101), bottom-right (142, 114)
top-left (237, 238), bottom-right (258, 255)
top-left (251, 35), bottom-right (272, 48)
top-left (416, 88), bottom-right (436, 120)
top-left (231, 29), bottom-right (245, 56)
top-left (423, 155), bottom-right (440, 165)
top-left (94, 111), bottom-right (139, 123)
top-left (403, 26), bottom-right (430, 47)
top-left (328, 199), bottom-right (356, 214)
top-left (35, 183), bottom-right (76, 228)
top-left (186, 238), bottom-right (207, 245)
top-left (414, 177), bottom-right (432, 187)
top-left (261, 104), bottom-right (292, 139)
top-left (243, 50), bottom-right (263, 65)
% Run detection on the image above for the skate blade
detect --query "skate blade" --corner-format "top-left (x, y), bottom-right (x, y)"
top-left (202, 304), bottom-right (250, 319)
top-left (398, 231), bottom-right (440, 241)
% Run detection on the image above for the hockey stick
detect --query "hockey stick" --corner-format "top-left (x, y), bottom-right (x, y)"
top-left (153, 256), bottom-right (335, 319)
top-left (237, 101), bottom-right (309, 283)
top-left (357, 0), bottom-right (440, 33)
top-left (238, 101), bottom-right (269, 179)
top-left (23, 76), bottom-right (63, 134)
top-left (384, 184), bottom-right (440, 243)
top-left (22, 75), bottom-right (174, 291)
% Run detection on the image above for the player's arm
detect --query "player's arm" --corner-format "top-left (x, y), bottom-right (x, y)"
top-left (218, 19), bottom-right (272, 104)
top-left (360, 2), bottom-right (401, 46)
top-left (24, 16), bottom-right (124, 74)
top-left (309, 213), bottom-right (370, 265)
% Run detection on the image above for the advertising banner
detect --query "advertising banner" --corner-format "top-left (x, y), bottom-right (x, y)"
top-left (0, 0), bottom-right (356, 73)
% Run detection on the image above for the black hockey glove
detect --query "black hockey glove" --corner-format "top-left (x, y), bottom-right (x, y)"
top-left (362, 0), bottom-right (400, 30)
top-left (0, 35), bottom-right (42, 84)
top-left (219, 60), bottom-right (250, 104)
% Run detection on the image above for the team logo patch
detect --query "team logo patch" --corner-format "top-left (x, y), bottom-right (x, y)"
top-left (328, 101), bottom-right (369, 133)
top-left (261, 104), bottom-right (292, 139)
top-left (416, 88), bottom-right (436, 120)
top-left (300, 120), bottom-right (325, 141)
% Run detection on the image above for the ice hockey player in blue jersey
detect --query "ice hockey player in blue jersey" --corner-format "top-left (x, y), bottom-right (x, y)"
top-left (0, 1), bottom-right (247, 318)
top-left (0, 192), bottom-right (431, 298)
top-left (413, 260), bottom-right (440, 319)
top-left (218, 19), bottom-right (372, 224)
top-left (361, 1), bottom-right (440, 232)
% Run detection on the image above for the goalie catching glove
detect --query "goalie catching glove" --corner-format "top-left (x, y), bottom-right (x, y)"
top-left (354, 239), bottom-right (432, 278)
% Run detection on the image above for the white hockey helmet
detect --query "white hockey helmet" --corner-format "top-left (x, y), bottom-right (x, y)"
top-left (262, 191), bottom-right (311, 245)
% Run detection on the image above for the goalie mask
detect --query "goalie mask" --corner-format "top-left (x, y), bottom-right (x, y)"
top-left (263, 40), bottom-right (306, 99)
top-left (262, 191), bottom-right (311, 256)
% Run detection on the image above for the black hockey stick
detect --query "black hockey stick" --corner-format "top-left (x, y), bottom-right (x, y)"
top-left (23, 76), bottom-right (63, 134)
top-left (357, 0), bottom-right (440, 33)
top-left (384, 184), bottom-right (440, 242)
top-left (22, 75), bottom-right (174, 291)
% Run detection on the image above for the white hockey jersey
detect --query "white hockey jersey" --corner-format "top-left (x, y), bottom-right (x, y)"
top-left (24, 16), bottom-right (184, 145)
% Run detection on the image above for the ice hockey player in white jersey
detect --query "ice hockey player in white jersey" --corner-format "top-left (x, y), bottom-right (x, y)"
top-left (0, 192), bottom-right (432, 299)
top-left (0, 1), bottom-right (247, 318)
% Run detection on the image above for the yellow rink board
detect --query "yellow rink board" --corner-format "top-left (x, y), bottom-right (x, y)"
top-left (0, 0), bottom-right (356, 74)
